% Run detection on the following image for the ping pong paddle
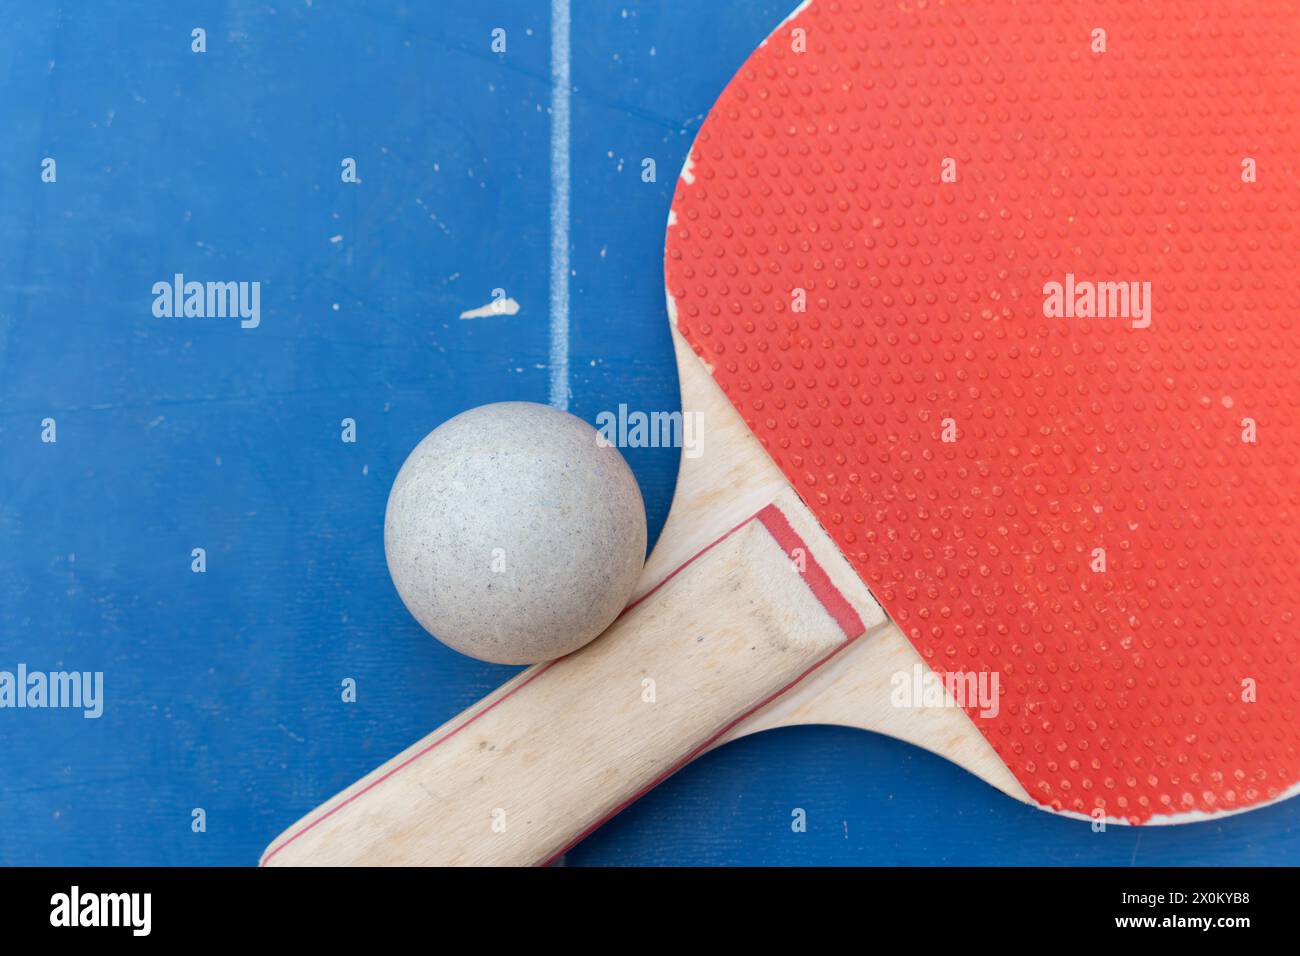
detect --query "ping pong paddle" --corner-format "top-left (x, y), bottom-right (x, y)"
top-left (262, 0), bottom-right (1300, 866)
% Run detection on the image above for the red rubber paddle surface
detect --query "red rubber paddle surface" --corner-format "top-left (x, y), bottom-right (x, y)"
top-left (666, 0), bottom-right (1300, 822)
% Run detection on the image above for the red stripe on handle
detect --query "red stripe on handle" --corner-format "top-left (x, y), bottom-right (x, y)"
top-left (756, 504), bottom-right (865, 639)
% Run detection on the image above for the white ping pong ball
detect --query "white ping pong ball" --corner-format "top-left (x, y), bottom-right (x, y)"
top-left (384, 401), bottom-right (647, 665)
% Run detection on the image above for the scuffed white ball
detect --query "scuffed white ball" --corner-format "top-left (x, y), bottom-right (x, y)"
top-left (384, 402), bottom-right (647, 664)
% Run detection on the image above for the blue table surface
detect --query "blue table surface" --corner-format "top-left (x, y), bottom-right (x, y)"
top-left (1, 1), bottom-right (1296, 866)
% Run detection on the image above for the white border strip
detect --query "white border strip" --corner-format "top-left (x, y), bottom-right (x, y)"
top-left (548, 0), bottom-right (571, 411)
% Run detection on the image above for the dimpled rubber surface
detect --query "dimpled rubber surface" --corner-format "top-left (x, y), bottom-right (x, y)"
top-left (666, 0), bottom-right (1300, 822)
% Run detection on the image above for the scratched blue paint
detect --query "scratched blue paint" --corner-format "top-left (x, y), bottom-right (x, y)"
top-left (0, 1), bottom-right (1295, 866)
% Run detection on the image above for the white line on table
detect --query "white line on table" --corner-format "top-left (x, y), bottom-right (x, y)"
top-left (548, 0), bottom-right (571, 411)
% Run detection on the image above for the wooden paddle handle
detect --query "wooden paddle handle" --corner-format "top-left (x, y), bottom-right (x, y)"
top-left (260, 494), bottom-right (870, 866)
